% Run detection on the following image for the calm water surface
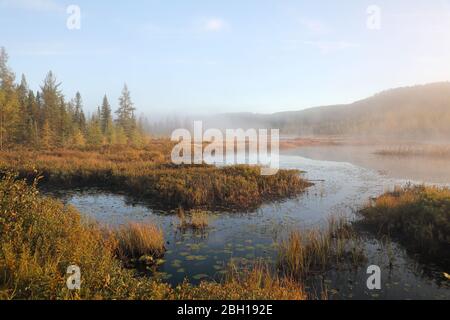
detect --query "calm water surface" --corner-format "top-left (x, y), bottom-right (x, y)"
top-left (48, 148), bottom-right (450, 300)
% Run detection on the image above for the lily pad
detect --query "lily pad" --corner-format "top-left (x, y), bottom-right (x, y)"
top-left (193, 274), bottom-right (209, 280)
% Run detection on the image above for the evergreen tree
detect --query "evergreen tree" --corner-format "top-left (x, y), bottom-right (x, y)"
top-left (116, 84), bottom-right (136, 139)
top-left (100, 95), bottom-right (114, 143)
top-left (73, 91), bottom-right (86, 133)
top-left (40, 71), bottom-right (62, 140)
top-left (0, 48), bottom-right (148, 150)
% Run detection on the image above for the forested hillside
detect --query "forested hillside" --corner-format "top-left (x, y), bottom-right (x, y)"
top-left (271, 83), bottom-right (450, 138)
top-left (201, 83), bottom-right (450, 140)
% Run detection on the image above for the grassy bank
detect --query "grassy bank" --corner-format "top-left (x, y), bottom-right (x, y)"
top-left (359, 185), bottom-right (450, 264)
top-left (0, 144), bottom-right (311, 211)
top-left (0, 173), bottom-right (307, 300)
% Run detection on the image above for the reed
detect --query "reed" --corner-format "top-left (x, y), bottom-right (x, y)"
top-left (175, 262), bottom-right (306, 300)
top-left (177, 210), bottom-right (209, 231)
top-left (277, 217), bottom-right (366, 279)
top-left (114, 222), bottom-right (165, 261)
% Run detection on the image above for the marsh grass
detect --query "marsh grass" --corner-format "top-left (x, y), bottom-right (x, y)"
top-left (278, 216), bottom-right (366, 280)
top-left (176, 261), bottom-right (306, 300)
top-left (177, 209), bottom-right (210, 232)
top-left (359, 185), bottom-right (450, 264)
top-left (113, 222), bottom-right (165, 263)
top-left (0, 173), bottom-right (308, 300)
top-left (0, 144), bottom-right (311, 211)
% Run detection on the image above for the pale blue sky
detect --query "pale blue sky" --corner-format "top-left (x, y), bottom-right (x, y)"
top-left (1, 0), bottom-right (450, 116)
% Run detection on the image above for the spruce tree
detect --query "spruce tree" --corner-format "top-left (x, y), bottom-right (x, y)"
top-left (73, 91), bottom-right (86, 133)
top-left (116, 84), bottom-right (136, 139)
top-left (100, 95), bottom-right (114, 143)
top-left (40, 71), bottom-right (62, 140)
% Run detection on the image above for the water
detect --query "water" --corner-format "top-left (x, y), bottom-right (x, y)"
top-left (47, 149), bottom-right (450, 300)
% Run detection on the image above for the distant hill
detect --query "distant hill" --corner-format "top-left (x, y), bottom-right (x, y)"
top-left (203, 82), bottom-right (450, 140)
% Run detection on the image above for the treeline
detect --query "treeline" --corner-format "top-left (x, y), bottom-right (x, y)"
top-left (0, 48), bottom-right (147, 149)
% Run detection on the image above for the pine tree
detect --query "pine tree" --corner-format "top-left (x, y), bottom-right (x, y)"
top-left (40, 71), bottom-right (63, 141)
top-left (100, 95), bottom-right (114, 143)
top-left (16, 75), bottom-right (32, 144)
top-left (73, 91), bottom-right (86, 133)
top-left (116, 84), bottom-right (136, 139)
top-left (0, 49), bottom-right (151, 150)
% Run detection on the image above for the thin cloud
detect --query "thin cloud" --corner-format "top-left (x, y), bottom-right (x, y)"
top-left (203, 18), bottom-right (229, 32)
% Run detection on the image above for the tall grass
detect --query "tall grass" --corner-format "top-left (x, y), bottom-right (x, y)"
top-left (177, 209), bottom-right (209, 231)
top-left (114, 223), bottom-right (165, 261)
top-left (0, 173), bottom-right (308, 300)
top-left (278, 217), bottom-right (366, 280)
top-left (0, 144), bottom-right (311, 211)
top-left (175, 262), bottom-right (306, 300)
top-left (359, 185), bottom-right (450, 262)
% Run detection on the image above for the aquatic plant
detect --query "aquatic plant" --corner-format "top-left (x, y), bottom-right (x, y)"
top-left (277, 216), bottom-right (366, 279)
top-left (174, 262), bottom-right (306, 300)
top-left (177, 210), bottom-right (210, 231)
top-left (113, 222), bottom-right (165, 262)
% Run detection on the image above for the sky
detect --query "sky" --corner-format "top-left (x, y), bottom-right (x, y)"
top-left (1, 0), bottom-right (450, 117)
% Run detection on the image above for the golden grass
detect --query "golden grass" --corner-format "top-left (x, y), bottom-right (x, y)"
top-left (359, 185), bottom-right (450, 261)
top-left (174, 262), bottom-right (306, 300)
top-left (278, 216), bottom-right (365, 279)
top-left (0, 173), bottom-right (309, 300)
top-left (114, 222), bottom-right (165, 261)
top-left (0, 143), bottom-right (311, 211)
top-left (177, 209), bottom-right (209, 231)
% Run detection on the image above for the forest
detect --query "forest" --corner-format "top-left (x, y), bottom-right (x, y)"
top-left (0, 47), bottom-right (147, 150)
